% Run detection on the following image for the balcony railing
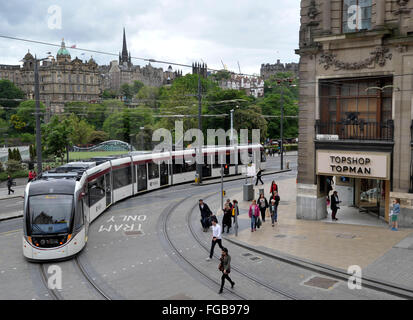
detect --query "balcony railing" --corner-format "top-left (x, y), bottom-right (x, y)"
top-left (315, 120), bottom-right (394, 141)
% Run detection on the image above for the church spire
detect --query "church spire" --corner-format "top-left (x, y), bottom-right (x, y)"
top-left (121, 27), bottom-right (129, 65)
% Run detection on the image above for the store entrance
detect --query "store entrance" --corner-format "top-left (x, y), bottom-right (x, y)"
top-left (357, 179), bottom-right (387, 220)
top-left (323, 175), bottom-right (390, 225)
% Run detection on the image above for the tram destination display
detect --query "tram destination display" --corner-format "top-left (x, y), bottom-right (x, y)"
top-left (316, 150), bottom-right (390, 180)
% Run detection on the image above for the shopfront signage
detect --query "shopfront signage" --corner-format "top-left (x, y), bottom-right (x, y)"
top-left (316, 150), bottom-right (390, 180)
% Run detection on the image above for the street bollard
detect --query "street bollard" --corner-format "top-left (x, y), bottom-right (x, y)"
top-left (287, 161), bottom-right (290, 169)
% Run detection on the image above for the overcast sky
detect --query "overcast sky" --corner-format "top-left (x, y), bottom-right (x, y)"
top-left (0, 0), bottom-right (300, 75)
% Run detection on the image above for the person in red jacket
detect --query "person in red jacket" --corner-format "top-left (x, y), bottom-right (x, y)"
top-left (28, 171), bottom-right (34, 182)
top-left (270, 180), bottom-right (278, 195)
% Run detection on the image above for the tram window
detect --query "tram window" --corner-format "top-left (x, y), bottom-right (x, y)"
top-left (148, 162), bottom-right (159, 179)
top-left (74, 200), bottom-right (84, 231)
top-left (213, 154), bottom-right (220, 169)
top-left (113, 166), bottom-right (132, 189)
top-left (183, 160), bottom-right (196, 172)
top-left (89, 176), bottom-right (105, 207)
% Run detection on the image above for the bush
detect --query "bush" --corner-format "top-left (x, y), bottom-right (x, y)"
top-left (5, 159), bottom-right (23, 173)
top-left (0, 161), bottom-right (3, 173)
top-left (0, 170), bottom-right (29, 182)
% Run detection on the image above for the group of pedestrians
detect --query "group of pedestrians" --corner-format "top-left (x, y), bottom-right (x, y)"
top-left (249, 180), bottom-right (281, 231)
top-left (200, 199), bottom-right (235, 294)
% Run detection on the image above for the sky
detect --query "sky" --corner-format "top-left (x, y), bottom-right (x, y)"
top-left (0, 0), bottom-right (300, 76)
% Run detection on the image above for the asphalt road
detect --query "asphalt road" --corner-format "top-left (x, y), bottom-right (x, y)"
top-left (0, 159), bottom-right (400, 300)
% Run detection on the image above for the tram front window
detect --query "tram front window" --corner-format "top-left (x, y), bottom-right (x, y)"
top-left (29, 195), bottom-right (73, 235)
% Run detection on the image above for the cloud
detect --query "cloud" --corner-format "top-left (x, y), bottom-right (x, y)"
top-left (0, 0), bottom-right (300, 75)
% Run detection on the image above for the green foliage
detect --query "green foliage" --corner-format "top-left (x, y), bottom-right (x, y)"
top-left (29, 144), bottom-right (36, 161)
top-left (42, 115), bottom-right (72, 161)
top-left (0, 161), bottom-right (3, 173)
top-left (0, 79), bottom-right (25, 113)
top-left (102, 107), bottom-right (154, 142)
top-left (120, 83), bottom-right (133, 101)
top-left (102, 89), bottom-right (118, 99)
top-left (66, 113), bottom-right (95, 145)
top-left (5, 159), bottom-right (23, 173)
top-left (15, 100), bottom-right (46, 133)
top-left (210, 70), bottom-right (232, 82)
top-left (0, 170), bottom-right (28, 182)
top-left (135, 86), bottom-right (160, 110)
top-left (88, 131), bottom-right (109, 145)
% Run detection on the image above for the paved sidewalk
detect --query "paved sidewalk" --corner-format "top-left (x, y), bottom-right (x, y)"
top-left (222, 176), bottom-right (413, 287)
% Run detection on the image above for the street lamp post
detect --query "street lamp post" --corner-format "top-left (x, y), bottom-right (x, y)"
top-left (32, 54), bottom-right (52, 175)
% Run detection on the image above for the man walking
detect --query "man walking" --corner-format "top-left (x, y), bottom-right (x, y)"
top-left (206, 218), bottom-right (224, 261)
top-left (255, 168), bottom-right (264, 186)
top-left (7, 175), bottom-right (15, 195)
top-left (218, 248), bottom-right (235, 294)
top-left (199, 199), bottom-right (213, 232)
top-left (331, 191), bottom-right (341, 221)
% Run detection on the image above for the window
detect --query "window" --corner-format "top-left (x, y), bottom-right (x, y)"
top-left (113, 166), bottom-right (132, 189)
top-left (148, 162), bottom-right (159, 179)
top-left (88, 176), bottom-right (105, 207)
top-left (342, 0), bottom-right (372, 33)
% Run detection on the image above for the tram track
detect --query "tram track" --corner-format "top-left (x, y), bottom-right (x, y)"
top-left (187, 191), bottom-right (302, 300)
top-left (38, 263), bottom-right (64, 300)
top-left (73, 255), bottom-right (112, 300)
top-left (159, 195), bottom-right (248, 300)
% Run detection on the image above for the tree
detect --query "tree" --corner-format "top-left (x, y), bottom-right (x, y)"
top-left (102, 89), bottom-right (118, 99)
top-left (15, 100), bottom-right (46, 133)
top-left (135, 86), bottom-right (160, 110)
top-left (0, 79), bottom-right (25, 115)
top-left (131, 81), bottom-right (144, 95)
top-left (88, 131), bottom-right (109, 145)
top-left (42, 115), bottom-right (72, 162)
top-left (67, 114), bottom-right (95, 145)
top-left (233, 105), bottom-right (268, 142)
top-left (120, 83), bottom-right (133, 101)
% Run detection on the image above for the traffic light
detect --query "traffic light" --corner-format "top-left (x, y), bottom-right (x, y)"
top-left (224, 164), bottom-right (229, 175)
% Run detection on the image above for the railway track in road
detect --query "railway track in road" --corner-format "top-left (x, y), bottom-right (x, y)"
top-left (159, 196), bottom-right (248, 300)
top-left (38, 257), bottom-right (113, 300)
top-left (186, 192), bottom-right (302, 300)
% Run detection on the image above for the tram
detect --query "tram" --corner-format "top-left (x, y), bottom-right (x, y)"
top-left (23, 144), bottom-right (266, 261)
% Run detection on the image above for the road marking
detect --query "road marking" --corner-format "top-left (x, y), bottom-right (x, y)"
top-left (0, 229), bottom-right (22, 236)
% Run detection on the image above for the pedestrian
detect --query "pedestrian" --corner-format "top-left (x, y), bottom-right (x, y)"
top-left (7, 175), bottom-right (15, 195)
top-left (270, 180), bottom-right (278, 195)
top-left (222, 203), bottom-right (232, 233)
top-left (199, 199), bottom-right (213, 232)
top-left (248, 199), bottom-right (260, 232)
top-left (232, 199), bottom-right (239, 224)
top-left (258, 193), bottom-right (268, 223)
top-left (269, 191), bottom-right (280, 226)
top-left (206, 219), bottom-right (224, 261)
top-left (330, 191), bottom-right (341, 221)
top-left (255, 168), bottom-right (264, 186)
top-left (28, 170), bottom-right (34, 182)
top-left (391, 198), bottom-right (400, 231)
top-left (225, 199), bottom-right (233, 210)
top-left (218, 247), bottom-right (235, 294)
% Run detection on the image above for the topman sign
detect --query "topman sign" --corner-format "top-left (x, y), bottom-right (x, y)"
top-left (316, 150), bottom-right (390, 180)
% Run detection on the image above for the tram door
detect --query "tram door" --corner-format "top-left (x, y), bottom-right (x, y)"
top-left (137, 164), bottom-right (147, 192)
top-left (105, 172), bottom-right (112, 207)
top-left (160, 162), bottom-right (169, 186)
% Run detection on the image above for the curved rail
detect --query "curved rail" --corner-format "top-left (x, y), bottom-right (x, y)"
top-left (186, 193), bottom-right (301, 300)
top-left (74, 255), bottom-right (112, 300)
top-left (159, 196), bottom-right (248, 300)
top-left (38, 263), bottom-right (64, 300)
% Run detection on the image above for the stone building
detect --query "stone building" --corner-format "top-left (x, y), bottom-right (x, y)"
top-left (0, 39), bottom-right (101, 114)
top-left (260, 59), bottom-right (299, 80)
top-left (215, 73), bottom-right (265, 98)
top-left (296, 0), bottom-right (413, 227)
top-left (101, 29), bottom-right (182, 91)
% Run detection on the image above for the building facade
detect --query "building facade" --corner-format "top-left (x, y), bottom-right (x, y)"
top-left (0, 40), bottom-right (101, 114)
top-left (260, 59), bottom-right (299, 80)
top-left (100, 29), bottom-right (182, 92)
top-left (296, 0), bottom-right (413, 227)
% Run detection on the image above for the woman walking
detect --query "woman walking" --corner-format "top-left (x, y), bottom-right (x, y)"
top-left (248, 200), bottom-right (260, 232)
top-left (218, 248), bottom-right (234, 294)
top-left (222, 203), bottom-right (232, 233)
top-left (391, 198), bottom-right (400, 231)
top-left (270, 180), bottom-right (278, 195)
top-left (7, 175), bottom-right (15, 195)
top-left (258, 193), bottom-right (268, 223)
top-left (269, 191), bottom-right (280, 227)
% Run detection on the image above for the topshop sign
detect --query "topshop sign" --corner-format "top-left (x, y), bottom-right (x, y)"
top-left (316, 150), bottom-right (390, 180)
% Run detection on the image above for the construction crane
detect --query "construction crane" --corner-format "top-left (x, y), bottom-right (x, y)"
top-left (237, 61), bottom-right (241, 74)
top-left (220, 59), bottom-right (227, 70)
